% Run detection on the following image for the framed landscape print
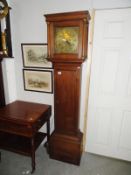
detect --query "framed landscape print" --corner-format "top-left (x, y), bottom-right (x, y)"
top-left (23, 69), bottom-right (53, 93)
top-left (21, 43), bottom-right (52, 68)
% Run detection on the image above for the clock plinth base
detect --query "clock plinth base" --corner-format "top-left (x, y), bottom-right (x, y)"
top-left (49, 131), bottom-right (83, 165)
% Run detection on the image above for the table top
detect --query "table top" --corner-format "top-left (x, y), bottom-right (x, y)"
top-left (0, 100), bottom-right (51, 124)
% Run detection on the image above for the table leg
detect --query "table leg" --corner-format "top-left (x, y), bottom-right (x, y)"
top-left (31, 137), bottom-right (35, 174)
top-left (47, 119), bottom-right (50, 143)
top-left (44, 119), bottom-right (50, 148)
top-left (0, 152), bottom-right (1, 162)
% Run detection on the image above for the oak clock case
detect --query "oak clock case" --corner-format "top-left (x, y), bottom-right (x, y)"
top-left (45, 11), bottom-right (90, 165)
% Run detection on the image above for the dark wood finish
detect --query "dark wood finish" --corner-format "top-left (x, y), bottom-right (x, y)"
top-left (49, 132), bottom-right (83, 165)
top-left (0, 132), bottom-right (46, 156)
top-left (54, 63), bottom-right (81, 136)
top-left (49, 62), bottom-right (83, 164)
top-left (45, 11), bottom-right (90, 165)
top-left (0, 100), bottom-right (51, 173)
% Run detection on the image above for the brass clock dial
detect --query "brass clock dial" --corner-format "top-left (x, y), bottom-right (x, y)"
top-left (45, 11), bottom-right (90, 61)
top-left (54, 27), bottom-right (79, 54)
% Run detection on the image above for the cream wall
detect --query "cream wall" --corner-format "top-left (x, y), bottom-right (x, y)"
top-left (3, 0), bottom-right (131, 133)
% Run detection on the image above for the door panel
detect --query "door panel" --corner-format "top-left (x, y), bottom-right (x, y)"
top-left (86, 8), bottom-right (131, 161)
top-left (54, 66), bottom-right (81, 135)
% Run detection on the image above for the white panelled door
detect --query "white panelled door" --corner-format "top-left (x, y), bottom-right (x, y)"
top-left (86, 8), bottom-right (131, 161)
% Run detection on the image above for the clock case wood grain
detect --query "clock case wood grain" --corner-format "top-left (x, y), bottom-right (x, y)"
top-left (45, 11), bottom-right (90, 165)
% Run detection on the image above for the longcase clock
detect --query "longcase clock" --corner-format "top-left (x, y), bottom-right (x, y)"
top-left (45, 11), bottom-right (90, 165)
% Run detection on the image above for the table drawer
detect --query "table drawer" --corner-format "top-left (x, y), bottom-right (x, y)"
top-left (0, 120), bottom-right (33, 137)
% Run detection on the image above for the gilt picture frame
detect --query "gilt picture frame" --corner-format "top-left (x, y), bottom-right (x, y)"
top-left (23, 69), bottom-right (53, 93)
top-left (21, 43), bottom-right (52, 68)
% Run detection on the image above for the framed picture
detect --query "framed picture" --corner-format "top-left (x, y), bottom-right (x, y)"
top-left (23, 69), bottom-right (53, 93)
top-left (21, 43), bottom-right (52, 68)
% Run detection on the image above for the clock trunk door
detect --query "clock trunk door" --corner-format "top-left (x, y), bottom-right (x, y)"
top-left (54, 64), bottom-right (81, 136)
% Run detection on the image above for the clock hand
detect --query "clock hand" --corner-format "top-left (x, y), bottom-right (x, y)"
top-left (62, 38), bottom-right (71, 45)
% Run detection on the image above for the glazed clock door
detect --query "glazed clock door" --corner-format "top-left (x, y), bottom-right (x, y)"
top-left (54, 65), bottom-right (81, 135)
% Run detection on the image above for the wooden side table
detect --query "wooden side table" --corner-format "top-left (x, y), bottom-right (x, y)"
top-left (0, 100), bottom-right (51, 173)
